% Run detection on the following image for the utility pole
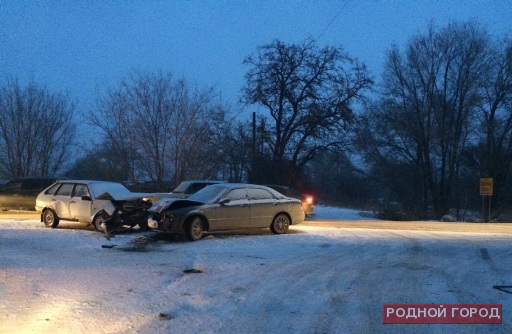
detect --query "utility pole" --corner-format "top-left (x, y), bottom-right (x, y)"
top-left (252, 112), bottom-right (256, 182)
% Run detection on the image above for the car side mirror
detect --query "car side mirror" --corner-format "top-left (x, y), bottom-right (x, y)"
top-left (81, 195), bottom-right (92, 201)
top-left (219, 198), bottom-right (230, 205)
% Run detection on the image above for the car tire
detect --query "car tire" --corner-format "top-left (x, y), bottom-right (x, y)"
top-left (185, 216), bottom-right (205, 241)
top-left (270, 213), bottom-right (290, 234)
top-left (92, 211), bottom-right (109, 232)
top-left (43, 209), bottom-right (59, 228)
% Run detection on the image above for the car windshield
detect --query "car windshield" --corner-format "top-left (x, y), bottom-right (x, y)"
top-left (171, 182), bottom-right (191, 194)
top-left (187, 184), bottom-right (227, 204)
top-left (88, 182), bottom-right (132, 199)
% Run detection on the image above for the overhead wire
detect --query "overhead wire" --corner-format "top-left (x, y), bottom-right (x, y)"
top-left (314, 1), bottom-right (348, 43)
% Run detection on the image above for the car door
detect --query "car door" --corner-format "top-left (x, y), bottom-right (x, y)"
top-left (69, 183), bottom-right (93, 222)
top-left (248, 188), bottom-right (277, 227)
top-left (51, 183), bottom-right (75, 219)
top-left (210, 188), bottom-right (250, 230)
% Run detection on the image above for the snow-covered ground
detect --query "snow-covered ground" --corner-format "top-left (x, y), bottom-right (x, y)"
top-left (308, 205), bottom-right (377, 220)
top-left (1, 206), bottom-right (512, 333)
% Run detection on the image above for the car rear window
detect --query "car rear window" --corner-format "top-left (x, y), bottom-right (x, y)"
top-left (44, 183), bottom-right (61, 195)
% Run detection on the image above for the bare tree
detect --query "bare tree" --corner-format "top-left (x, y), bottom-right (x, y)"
top-left (167, 81), bottom-right (228, 184)
top-left (360, 22), bottom-right (499, 219)
top-left (125, 72), bottom-right (177, 186)
top-left (474, 38), bottom-right (512, 216)
top-left (90, 84), bottom-right (141, 183)
top-left (221, 120), bottom-right (254, 182)
top-left (0, 79), bottom-right (77, 178)
top-left (243, 38), bottom-right (373, 185)
top-left (90, 71), bottom-right (227, 189)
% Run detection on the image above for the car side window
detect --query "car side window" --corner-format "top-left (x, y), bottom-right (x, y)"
top-left (73, 184), bottom-right (89, 197)
top-left (44, 183), bottom-right (61, 195)
top-left (248, 188), bottom-right (274, 200)
top-left (55, 183), bottom-right (74, 196)
top-left (225, 189), bottom-right (247, 201)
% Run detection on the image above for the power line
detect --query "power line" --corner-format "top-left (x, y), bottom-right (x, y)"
top-left (315, 1), bottom-right (348, 43)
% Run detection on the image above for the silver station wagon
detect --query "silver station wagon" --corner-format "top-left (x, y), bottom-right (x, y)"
top-left (35, 180), bottom-right (152, 233)
top-left (147, 183), bottom-right (305, 241)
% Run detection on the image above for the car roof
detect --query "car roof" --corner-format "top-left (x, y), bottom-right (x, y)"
top-left (265, 184), bottom-right (291, 190)
top-left (177, 180), bottom-right (225, 185)
top-left (213, 183), bottom-right (278, 191)
top-left (214, 183), bottom-right (256, 188)
top-left (54, 180), bottom-right (122, 185)
top-left (216, 183), bottom-right (290, 198)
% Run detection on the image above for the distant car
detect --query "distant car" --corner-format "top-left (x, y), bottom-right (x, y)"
top-left (146, 180), bottom-right (226, 202)
top-left (147, 183), bottom-right (305, 241)
top-left (265, 185), bottom-right (314, 216)
top-left (0, 177), bottom-right (57, 211)
top-left (35, 180), bottom-right (152, 233)
top-left (169, 180), bottom-right (226, 198)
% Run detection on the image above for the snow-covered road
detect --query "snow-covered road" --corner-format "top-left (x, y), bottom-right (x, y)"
top-left (1, 207), bottom-right (512, 333)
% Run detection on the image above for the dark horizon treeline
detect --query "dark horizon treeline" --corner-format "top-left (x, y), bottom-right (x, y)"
top-left (1, 21), bottom-right (511, 221)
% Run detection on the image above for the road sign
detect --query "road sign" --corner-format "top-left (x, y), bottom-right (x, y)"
top-left (480, 178), bottom-right (493, 196)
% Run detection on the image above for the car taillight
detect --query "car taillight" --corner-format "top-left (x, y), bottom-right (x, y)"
top-left (304, 195), bottom-right (313, 205)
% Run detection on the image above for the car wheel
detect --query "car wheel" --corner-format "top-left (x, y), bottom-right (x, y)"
top-left (92, 211), bottom-right (109, 232)
top-left (270, 213), bottom-right (290, 234)
top-left (185, 216), bottom-right (205, 241)
top-left (43, 209), bottom-right (59, 228)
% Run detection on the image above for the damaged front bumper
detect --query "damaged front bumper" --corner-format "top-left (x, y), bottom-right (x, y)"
top-left (147, 217), bottom-right (160, 229)
top-left (147, 212), bottom-right (184, 234)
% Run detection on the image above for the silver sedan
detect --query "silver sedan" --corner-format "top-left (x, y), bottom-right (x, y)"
top-left (148, 183), bottom-right (305, 241)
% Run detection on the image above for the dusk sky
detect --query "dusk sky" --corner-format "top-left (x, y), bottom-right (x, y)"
top-left (2, 1), bottom-right (511, 120)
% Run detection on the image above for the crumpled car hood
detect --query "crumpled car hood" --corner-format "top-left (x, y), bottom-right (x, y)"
top-left (149, 197), bottom-right (205, 213)
top-left (96, 191), bottom-right (152, 201)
